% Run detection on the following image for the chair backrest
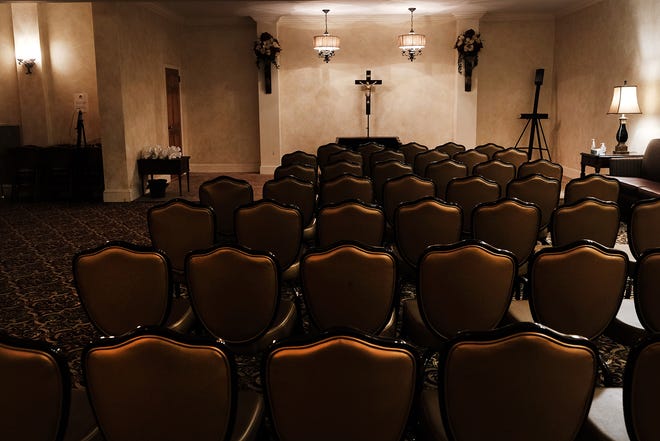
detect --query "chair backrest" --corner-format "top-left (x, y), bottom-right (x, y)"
top-left (264, 331), bottom-right (418, 441)
top-left (417, 241), bottom-right (516, 339)
top-left (624, 333), bottom-right (660, 441)
top-left (281, 150), bottom-right (317, 169)
top-left (327, 149), bottom-right (363, 168)
top-left (318, 174), bottom-right (374, 206)
top-left (73, 241), bottom-right (172, 336)
top-left (435, 142), bottom-right (466, 158)
top-left (472, 159), bottom-right (516, 196)
top-left (633, 249), bottom-right (660, 333)
top-left (147, 199), bottom-right (216, 275)
top-left (438, 322), bottom-right (597, 441)
top-left (356, 143), bottom-right (385, 176)
top-left (382, 174), bottom-right (436, 225)
top-left (186, 246), bottom-right (280, 344)
top-left (453, 149), bottom-right (489, 174)
top-left (316, 200), bottom-right (385, 248)
top-left (563, 174), bottom-right (620, 205)
top-left (472, 198), bottom-right (541, 267)
top-left (320, 160), bottom-right (363, 182)
top-left (301, 243), bottom-right (397, 334)
top-left (493, 147), bottom-right (528, 171)
top-left (506, 174), bottom-right (561, 231)
top-left (274, 163), bottom-right (317, 186)
top-left (640, 138), bottom-right (660, 180)
top-left (628, 198), bottom-right (660, 259)
top-left (394, 197), bottom-right (463, 270)
top-left (83, 329), bottom-right (236, 441)
top-left (446, 175), bottom-right (501, 235)
top-left (234, 199), bottom-right (302, 271)
top-left (198, 175), bottom-right (253, 238)
top-left (316, 143), bottom-right (347, 169)
top-left (425, 159), bottom-right (468, 200)
top-left (518, 158), bottom-right (563, 181)
top-left (414, 149), bottom-right (450, 176)
top-left (0, 333), bottom-right (70, 441)
top-left (474, 142), bottom-right (505, 159)
top-left (550, 198), bottom-right (620, 248)
top-left (369, 149), bottom-right (406, 177)
top-left (399, 142), bottom-right (428, 164)
top-left (263, 176), bottom-right (316, 228)
top-left (529, 240), bottom-right (628, 340)
top-left (371, 159), bottom-right (413, 202)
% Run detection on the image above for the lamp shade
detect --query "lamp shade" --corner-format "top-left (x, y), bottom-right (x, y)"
top-left (313, 34), bottom-right (340, 51)
top-left (607, 82), bottom-right (641, 115)
top-left (398, 33), bottom-right (426, 50)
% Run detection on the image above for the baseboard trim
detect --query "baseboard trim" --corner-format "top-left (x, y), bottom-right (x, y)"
top-left (191, 163), bottom-right (260, 173)
top-left (260, 165), bottom-right (277, 174)
top-left (103, 188), bottom-right (142, 202)
top-left (563, 166), bottom-right (580, 179)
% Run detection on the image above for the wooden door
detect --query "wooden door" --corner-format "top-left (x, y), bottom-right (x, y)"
top-left (165, 68), bottom-right (182, 150)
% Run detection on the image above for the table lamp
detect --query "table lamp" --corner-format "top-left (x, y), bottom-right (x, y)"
top-left (607, 80), bottom-right (641, 154)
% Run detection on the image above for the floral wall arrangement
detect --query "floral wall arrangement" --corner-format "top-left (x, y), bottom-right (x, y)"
top-left (454, 29), bottom-right (483, 92)
top-left (254, 32), bottom-right (281, 94)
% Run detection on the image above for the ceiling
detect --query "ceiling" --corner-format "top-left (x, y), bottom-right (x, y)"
top-left (144, 0), bottom-right (600, 20)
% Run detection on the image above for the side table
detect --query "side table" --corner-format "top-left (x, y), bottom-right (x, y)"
top-left (137, 156), bottom-right (190, 196)
top-left (580, 153), bottom-right (643, 178)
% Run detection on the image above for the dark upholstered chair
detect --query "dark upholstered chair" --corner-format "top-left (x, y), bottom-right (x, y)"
top-left (474, 142), bottom-right (505, 159)
top-left (434, 142), bottom-right (466, 158)
top-left (382, 174), bottom-right (435, 226)
top-left (425, 159), bottom-right (468, 200)
top-left (263, 176), bottom-right (317, 241)
top-left (327, 149), bottom-right (363, 168)
top-left (369, 149), bottom-right (406, 178)
top-left (356, 142), bottom-right (385, 176)
top-left (281, 150), bottom-right (317, 169)
top-left (0, 333), bottom-right (100, 441)
top-left (83, 328), bottom-right (264, 441)
top-left (506, 174), bottom-right (561, 239)
top-left (185, 246), bottom-right (296, 354)
top-left (518, 158), bottom-right (563, 181)
top-left (273, 163), bottom-right (317, 188)
top-left (147, 199), bottom-right (216, 288)
top-left (300, 243), bottom-right (397, 336)
top-left (316, 200), bottom-right (385, 248)
top-left (234, 199), bottom-right (303, 282)
top-left (419, 322), bottom-right (597, 441)
top-left (453, 149), bottom-right (489, 174)
top-left (371, 160), bottom-right (413, 203)
top-left (563, 174), bottom-right (620, 205)
top-left (320, 160), bottom-right (363, 182)
top-left (402, 240), bottom-right (516, 347)
top-left (264, 331), bottom-right (419, 441)
top-left (446, 175), bottom-right (500, 235)
top-left (413, 149), bottom-right (449, 176)
top-left (199, 175), bottom-right (253, 243)
top-left (472, 159), bottom-right (516, 196)
top-left (73, 241), bottom-right (195, 336)
top-left (316, 143), bottom-right (347, 169)
top-left (399, 142), bottom-right (428, 164)
top-left (493, 147), bottom-right (528, 172)
top-left (318, 174), bottom-right (374, 206)
top-left (550, 198), bottom-right (620, 248)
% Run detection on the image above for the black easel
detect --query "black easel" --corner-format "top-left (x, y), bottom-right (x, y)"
top-left (515, 69), bottom-right (551, 160)
top-left (76, 110), bottom-right (87, 148)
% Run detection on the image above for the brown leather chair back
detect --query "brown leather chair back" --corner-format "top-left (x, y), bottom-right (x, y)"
top-left (371, 160), bottom-right (412, 202)
top-left (356, 143), bottom-right (385, 176)
top-left (425, 159), bottom-right (468, 200)
top-left (301, 244), bottom-right (397, 334)
top-left (640, 138), bottom-right (660, 180)
top-left (317, 200), bottom-right (385, 248)
top-left (382, 174), bottom-right (435, 225)
top-left (394, 197), bottom-right (462, 269)
top-left (369, 150), bottom-right (406, 177)
top-left (317, 143), bottom-right (347, 169)
top-left (453, 149), bottom-right (489, 174)
top-left (472, 198), bottom-right (541, 267)
top-left (84, 331), bottom-right (235, 441)
top-left (263, 176), bottom-right (316, 228)
top-left (147, 199), bottom-right (216, 275)
top-left (550, 198), bottom-right (620, 248)
top-left (320, 160), bottom-right (363, 182)
top-left (628, 198), bottom-right (660, 259)
top-left (281, 150), bottom-right (317, 169)
top-left (439, 323), bottom-right (597, 441)
top-left (518, 158), bottom-right (563, 181)
top-left (634, 249), bottom-right (660, 332)
top-left (506, 174), bottom-right (561, 231)
top-left (186, 246), bottom-right (279, 344)
top-left (563, 174), bottom-right (620, 205)
top-left (435, 142), bottom-right (466, 158)
top-left (474, 142), bottom-right (505, 159)
top-left (399, 142), bottom-right (428, 164)
top-left (274, 163), bottom-right (317, 186)
top-left (0, 334), bottom-right (70, 441)
top-left (199, 176), bottom-right (253, 239)
top-left (318, 174), bottom-right (374, 206)
top-left (73, 241), bottom-right (171, 336)
top-left (417, 241), bottom-right (516, 339)
top-left (446, 175), bottom-right (500, 235)
top-left (493, 147), bottom-right (528, 171)
top-left (529, 240), bottom-right (628, 340)
top-left (328, 149), bottom-right (363, 168)
top-left (624, 334), bottom-right (660, 441)
top-left (414, 149), bottom-right (449, 175)
top-left (473, 159), bottom-right (516, 195)
top-left (265, 332), bottom-right (418, 441)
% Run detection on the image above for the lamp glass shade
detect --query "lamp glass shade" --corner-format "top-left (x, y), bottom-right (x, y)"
top-left (313, 34), bottom-right (340, 51)
top-left (608, 84), bottom-right (641, 115)
top-left (398, 33), bottom-right (426, 50)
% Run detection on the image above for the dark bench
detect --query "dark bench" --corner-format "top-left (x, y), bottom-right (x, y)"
top-left (610, 139), bottom-right (660, 218)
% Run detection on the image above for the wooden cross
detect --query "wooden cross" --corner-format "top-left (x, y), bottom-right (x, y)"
top-left (355, 70), bottom-right (382, 137)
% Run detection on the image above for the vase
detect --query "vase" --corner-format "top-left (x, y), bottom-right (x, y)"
top-left (463, 55), bottom-right (477, 92)
top-left (264, 63), bottom-right (272, 94)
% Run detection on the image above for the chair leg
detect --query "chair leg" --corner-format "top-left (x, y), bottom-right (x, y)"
top-left (597, 353), bottom-right (614, 387)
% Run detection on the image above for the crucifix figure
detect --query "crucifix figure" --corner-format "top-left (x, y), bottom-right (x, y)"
top-left (355, 70), bottom-right (382, 137)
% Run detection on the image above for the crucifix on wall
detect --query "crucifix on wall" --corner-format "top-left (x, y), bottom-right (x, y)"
top-left (354, 70), bottom-right (382, 137)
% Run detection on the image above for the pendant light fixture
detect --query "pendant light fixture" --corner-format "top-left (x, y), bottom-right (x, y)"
top-left (398, 7), bottom-right (426, 62)
top-left (313, 9), bottom-right (340, 63)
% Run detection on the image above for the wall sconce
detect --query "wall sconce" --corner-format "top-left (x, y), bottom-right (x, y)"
top-left (17, 58), bottom-right (36, 75)
top-left (607, 80), bottom-right (642, 154)
top-left (398, 8), bottom-right (426, 62)
top-left (313, 9), bottom-right (340, 63)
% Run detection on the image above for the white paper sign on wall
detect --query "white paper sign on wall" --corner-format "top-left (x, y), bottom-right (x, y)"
top-left (74, 93), bottom-right (88, 113)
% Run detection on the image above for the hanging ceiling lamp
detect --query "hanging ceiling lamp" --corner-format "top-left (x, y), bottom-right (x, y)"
top-left (313, 9), bottom-right (340, 63)
top-left (398, 7), bottom-right (426, 62)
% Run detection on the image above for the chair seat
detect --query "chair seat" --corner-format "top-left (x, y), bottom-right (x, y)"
top-left (506, 299), bottom-right (534, 323)
top-left (230, 389), bottom-right (265, 441)
top-left (235, 299), bottom-right (297, 354)
top-left (418, 387), bottom-right (450, 441)
top-left (64, 388), bottom-right (101, 441)
top-left (165, 297), bottom-right (197, 333)
top-left (605, 299), bottom-right (648, 347)
top-left (577, 387), bottom-right (629, 441)
top-left (401, 299), bottom-right (445, 347)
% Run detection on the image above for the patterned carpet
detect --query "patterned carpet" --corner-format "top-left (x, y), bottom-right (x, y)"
top-left (0, 172), bottom-right (631, 440)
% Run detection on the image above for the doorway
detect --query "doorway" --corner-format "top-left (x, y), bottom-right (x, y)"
top-left (165, 67), bottom-right (182, 150)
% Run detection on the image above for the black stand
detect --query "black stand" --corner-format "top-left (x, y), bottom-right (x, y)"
top-left (355, 70), bottom-right (382, 138)
top-left (76, 110), bottom-right (87, 148)
top-left (515, 69), bottom-right (551, 160)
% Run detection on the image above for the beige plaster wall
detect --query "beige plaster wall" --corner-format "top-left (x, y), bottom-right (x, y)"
top-left (555, 0), bottom-right (660, 177)
top-left (0, 4), bottom-right (20, 126)
top-left (277, 16), bottom-right (457, 154)
top-left (477, 18), bottom-right (556, 153)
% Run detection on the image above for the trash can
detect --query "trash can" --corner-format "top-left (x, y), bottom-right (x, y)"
top-left (147, 179), bottom-right (168, 198)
